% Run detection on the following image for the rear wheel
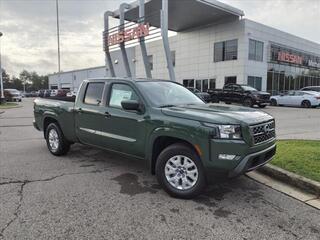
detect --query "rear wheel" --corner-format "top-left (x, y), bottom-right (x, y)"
top-left (45, 123), bottom-right (70, 156)
top-left (270, 99), bottom-right (277, 106)
top-left (155, 143), bottom-right (206, 199)
top-left (301, 100), bottom-right (311, 108)
top-left (243, 98), bottom-right (253, 107)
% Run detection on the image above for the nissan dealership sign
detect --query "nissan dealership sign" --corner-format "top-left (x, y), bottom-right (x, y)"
top-left (106, 23), bottom-right (150, 47)
top-left (272, 44), bottom-right (320, 69)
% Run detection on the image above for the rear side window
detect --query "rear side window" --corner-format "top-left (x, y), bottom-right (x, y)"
top-left (84, 82), bottom-right (105, 105)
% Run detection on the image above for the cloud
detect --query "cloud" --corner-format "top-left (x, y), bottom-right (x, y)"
top-left (0, 0), bottom-right (319, 76)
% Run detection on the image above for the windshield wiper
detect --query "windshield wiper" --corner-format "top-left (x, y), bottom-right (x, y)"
top-left (158, 104), bottom-right (176, 108)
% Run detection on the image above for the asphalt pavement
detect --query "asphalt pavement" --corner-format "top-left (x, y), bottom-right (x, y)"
top-left (0, 99), bottom-right (319, 240)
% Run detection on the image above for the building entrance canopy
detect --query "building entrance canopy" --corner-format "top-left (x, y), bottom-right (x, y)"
top-left (112, 0), bottom-right (244, 32)
top-left (104, 0), bottom-right (244, 81)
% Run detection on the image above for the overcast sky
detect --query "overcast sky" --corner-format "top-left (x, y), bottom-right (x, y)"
top-left (0, 0), bottom-right (319, 76)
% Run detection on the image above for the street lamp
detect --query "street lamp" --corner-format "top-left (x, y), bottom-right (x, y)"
top-left (0, 32), bottom-right (5, 104)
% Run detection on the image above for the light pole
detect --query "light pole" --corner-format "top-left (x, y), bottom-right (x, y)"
top-left (0, 32), bottom-right (5, 104)
top-left (56, 0), bottom-right (61, 89)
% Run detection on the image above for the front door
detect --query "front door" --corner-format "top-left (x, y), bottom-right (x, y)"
top-left (100, 83), bottom-right (147, 158)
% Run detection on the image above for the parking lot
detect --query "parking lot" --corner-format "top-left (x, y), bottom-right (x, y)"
top-left (0, 98), bottom-right (319, 239)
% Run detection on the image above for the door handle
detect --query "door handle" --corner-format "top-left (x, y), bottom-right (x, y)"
top-left (104, 112), bottom-right (111, 118)
top-left (76, 108), bottom-right (83, 113)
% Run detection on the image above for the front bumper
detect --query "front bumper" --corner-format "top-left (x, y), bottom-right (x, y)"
top-left (253, 99), bottom-right (270, 105)
top-left (203, 137), bottom-right (276, 183)
top-left (228, 144), bottom-right (276, 178)
top-left (33, 120), bottom-right (40, 131)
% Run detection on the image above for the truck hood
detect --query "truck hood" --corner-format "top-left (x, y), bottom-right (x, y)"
top-left (161, 104), bottom-right (273, 125)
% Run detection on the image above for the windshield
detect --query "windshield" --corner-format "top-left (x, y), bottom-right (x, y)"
top-left (137, 81), bottom-right (204, 107)
top-left (241, 85), bottom-right (257, 91)
top-left (7, 89), bottom-right (20, 93)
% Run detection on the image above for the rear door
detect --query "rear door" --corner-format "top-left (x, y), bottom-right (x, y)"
top-left (99, 82), bottom-right (147, 158)
top-left (75, 81), bottom-right (108, 146)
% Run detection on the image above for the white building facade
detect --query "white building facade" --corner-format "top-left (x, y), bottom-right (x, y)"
top-left (49, 19), bottom-right (320, 95)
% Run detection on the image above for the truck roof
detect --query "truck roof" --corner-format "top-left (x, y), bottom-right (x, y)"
top-left (85, 77), bottom-right (175, 83)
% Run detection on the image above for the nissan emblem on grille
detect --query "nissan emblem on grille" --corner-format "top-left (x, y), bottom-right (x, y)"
top-left (250, 121), bottom-right (275, 145)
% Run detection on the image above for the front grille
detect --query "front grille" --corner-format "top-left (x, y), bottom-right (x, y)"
top-left (250, 120), bottom-right (275, 145)
top-left (259, 95), bottom-right (270, 100)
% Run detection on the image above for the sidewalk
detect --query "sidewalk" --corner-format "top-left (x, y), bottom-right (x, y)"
top-left (247, 164), bottom-right (320, 210)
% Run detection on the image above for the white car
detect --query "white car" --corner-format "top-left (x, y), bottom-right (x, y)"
top-left (270, 91), bottom-right (320, 108)
top-left (50, 90), bottom-right (58, 97)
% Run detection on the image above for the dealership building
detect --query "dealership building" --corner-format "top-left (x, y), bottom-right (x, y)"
top-left (49, 0), bottom-right (320, 95)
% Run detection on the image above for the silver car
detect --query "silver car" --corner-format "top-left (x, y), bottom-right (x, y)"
top-left (270, 90), bottom-right (320, 108)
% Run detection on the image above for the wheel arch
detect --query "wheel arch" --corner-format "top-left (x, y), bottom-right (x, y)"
top-left (42, 115), bottom-right (60, 139)
top-left (148, 132), bottom-right (201, 175)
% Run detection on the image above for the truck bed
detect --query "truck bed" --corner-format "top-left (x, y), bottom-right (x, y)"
top-left (33, 97), bottom-right (77, 142)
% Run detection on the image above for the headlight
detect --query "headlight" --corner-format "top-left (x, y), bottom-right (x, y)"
top-left (203, 123), bottom-right (242, 139)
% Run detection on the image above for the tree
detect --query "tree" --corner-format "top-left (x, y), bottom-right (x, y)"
top-left (1, 69), bottom-right (48, 92)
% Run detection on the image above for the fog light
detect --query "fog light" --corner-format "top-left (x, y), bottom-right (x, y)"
top-left (218, 154), bottom-right (237, 160)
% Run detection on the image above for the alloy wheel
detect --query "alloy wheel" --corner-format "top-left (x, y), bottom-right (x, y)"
top-left (164, 155), bottom-right (198, 190)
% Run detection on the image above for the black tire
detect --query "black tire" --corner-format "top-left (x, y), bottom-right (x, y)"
top-left (270, 99), bottom-right (277, 106)
top-left (45, 123), bottom-right (70, 156)
top-left (211, 96), bottom-right (219, 103)
top-left (243, 98), bottom-right (253, 107)
top-left (225, 102), bottom-right (231, 104)
top-left (301, 100), bottom-right (311, 108)
top-left (258, 104), bottom-right (266, 108)
top-left (155, 143), bottom-right (206, 199)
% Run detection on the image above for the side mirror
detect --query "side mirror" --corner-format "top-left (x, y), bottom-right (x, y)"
top-left (121, 100), bottom-right (142, 112)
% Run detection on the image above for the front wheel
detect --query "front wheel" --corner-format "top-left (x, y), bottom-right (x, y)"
top-left (243, 98), bottom-right (253, 107)
top-left (155, 143), bottom-right (206, 199)
top-left (45, 123), bottom-right (70, 156)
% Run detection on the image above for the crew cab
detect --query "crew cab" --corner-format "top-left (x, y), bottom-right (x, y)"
top-left (208, 84), bottom-right (270, 108)
top-left (33, 78), bottom-right (276, 198)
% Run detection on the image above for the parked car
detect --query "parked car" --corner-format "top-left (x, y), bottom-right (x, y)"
top-left (300, 86), bottom-right (320, 92)
top-left (208, 84), bottom-right (270, 108)
top-left (270, 90), bottom-right (320, 108)
top-left (50, 90), bottom-right (58, 97)
top-left (187, 87), bottom-right (211, 102)
top-left (38, 89), bottom-right (46, 98)
top-left (56, 89), bottom-right (69, 97)
top-left (31, 91), bottom-right (38, 97)
top-left (66, 90), bottom-right (77, 97)
top-left (4, 89), bottom-right (22, 102)
top-left (44, 90), bottom-right (52, 98)
top-left (34, 78), bottom-right (276, 199)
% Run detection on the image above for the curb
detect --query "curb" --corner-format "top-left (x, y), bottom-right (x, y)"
top-left (257, 164), bottom-right (320, 197)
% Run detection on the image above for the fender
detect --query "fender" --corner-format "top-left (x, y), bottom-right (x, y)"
top-left (145, 125), bottom-right (209, 172)
top-left (42, 111), bottom-right (59, 130)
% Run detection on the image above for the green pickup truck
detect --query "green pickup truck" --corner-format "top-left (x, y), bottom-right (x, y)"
top-left (33, 78), bottom-right (276, 198)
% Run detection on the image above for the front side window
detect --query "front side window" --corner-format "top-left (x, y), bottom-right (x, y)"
top-left (249, 39), bottom-right (264, 61)
top-left (83, 82), bottom-right (105, 105)
top-left (109, 84), bottom-right (139, 108)
top-left (137, 81), bottom-right (204, 107)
